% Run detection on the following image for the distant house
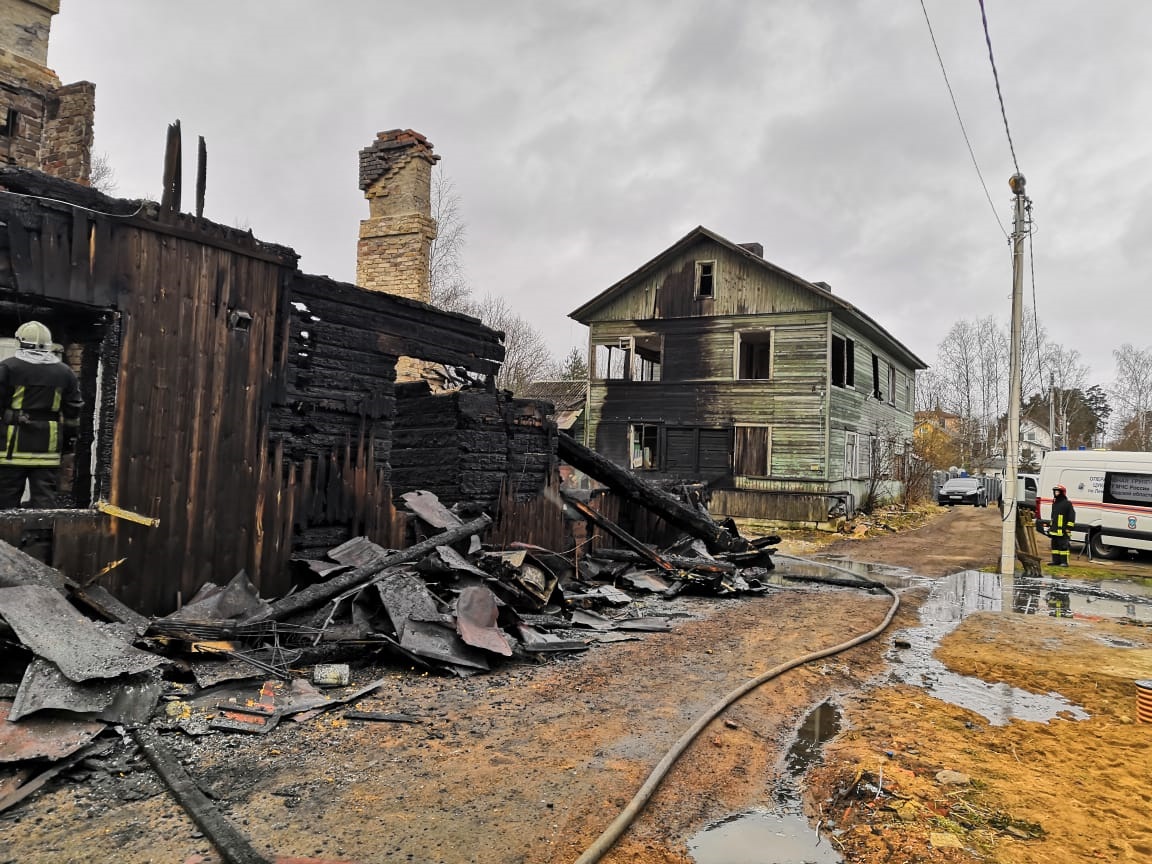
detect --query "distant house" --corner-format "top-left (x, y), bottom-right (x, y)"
top-left (569, 226), bottom-right (926, 522)
top-left (914, 409), bottom-right (962, 438)
top-left (1019, 417), bottom-right (1054, 461)
top-left (517, 380), bottom-right (588, 441)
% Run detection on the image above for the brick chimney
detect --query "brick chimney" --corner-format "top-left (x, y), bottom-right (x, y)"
top-left (0, 0), bottom-right (94, 185)
top-left (356, 129), bottom-right (439, 303)
top-left (0, 0), bottom-right (57, 66)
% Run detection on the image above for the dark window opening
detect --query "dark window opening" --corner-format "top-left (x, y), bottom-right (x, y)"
top-left (871, 354), bottom-right (882, 400)
top-left (831, 334), bottom-right (855, 387)
top-left (737, 331), bottom-right (772, 379)
top-left (631, 333), bottom-right (662, 382)
top-left (0, 108), bottom-right (18, 137)
top-left (695, 261), bottom-right (715, 298)
top-left (629, 423), bottom-right (660, 470)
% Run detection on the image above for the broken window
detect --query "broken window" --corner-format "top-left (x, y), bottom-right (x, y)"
top-left (831, 335), bottom-right (855, 388)
top-left (629, 423), bottom-right (660, 470)
top-left (871, 353), bottom-right (882, 400)
top-left (595, 336), bottom-right (661, 382)
top-left (630, 333), bottom-right (662, 382)
top-left (736, 331), bottom-right (772, 380)
top-left (593, 341), bottom-right (629, 380)
top-left (734, 425), bottom-right (772, 477)
top-left (695, 261), bottom-right (716, 298)
top-left (844, 431), bottom-right (859, 479)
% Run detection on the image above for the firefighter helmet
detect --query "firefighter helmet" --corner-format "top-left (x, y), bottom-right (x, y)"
top-left (1053, 484), bottom-right (1067, 494)
top-left (15, 320), bottom-right (52, 349)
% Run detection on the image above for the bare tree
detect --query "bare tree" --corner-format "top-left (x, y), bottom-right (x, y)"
top-left (1111, 343), bottom-right (1152, 449)
top-left (426, 169), bottom-right (555, 390)
top-left (428, 165), bottom-right (470, 311)
top-left (89, 152), bottom-right (117, 194)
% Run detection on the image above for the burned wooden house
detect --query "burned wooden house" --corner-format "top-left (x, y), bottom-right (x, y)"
top-left (570, 227), bottom-right (926, 523)
top-left (0, 126), bottom-right (557, 614)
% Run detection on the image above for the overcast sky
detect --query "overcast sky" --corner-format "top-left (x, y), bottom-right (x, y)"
top-left (48, 1), bottom-right (1152, 388)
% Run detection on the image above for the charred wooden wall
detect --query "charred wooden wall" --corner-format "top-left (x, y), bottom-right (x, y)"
top-left (392, 385), bottom-right (555, 513)
top-left (0, 170), bottom-right (517, 614)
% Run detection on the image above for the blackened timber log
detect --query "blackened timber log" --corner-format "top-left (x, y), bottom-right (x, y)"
top-left (563, 495), bottom-right (674, 573)
top-left (556, 435), bottom-right (749, 553)
top-left (246, 514), bottom-right (492, 623)
top-left (589, 548), bottom-right (737, 574)
top-left (131, 727), bottom-right (271, 864)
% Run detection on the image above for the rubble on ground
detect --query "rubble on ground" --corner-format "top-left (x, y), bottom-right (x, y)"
top-left (0, 488), bottom-right (778, 820)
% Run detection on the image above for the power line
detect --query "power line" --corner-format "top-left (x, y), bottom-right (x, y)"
top-left (977, 0), bottom-right (1021, 174)
top-left (918, 0), bottom-right (1008, 240)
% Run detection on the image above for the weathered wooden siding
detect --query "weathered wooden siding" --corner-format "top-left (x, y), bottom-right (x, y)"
top-left (588, 240), bottom-right (837, 322)
top-left (827, 315), bottom-right (916, 486)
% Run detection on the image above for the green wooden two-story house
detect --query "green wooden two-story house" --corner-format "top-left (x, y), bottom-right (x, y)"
top-left (569, 227), bottom-right (927, 523)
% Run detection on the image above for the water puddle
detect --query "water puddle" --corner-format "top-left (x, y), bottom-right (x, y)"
top-left (889, 570), bottom-right (1090, 724)
top-left (782, 701), bottom-right (842, 783)
top-left (689, 702), bottom-right (845, 863)
top-left (688, 810), bottom-right (842, 864)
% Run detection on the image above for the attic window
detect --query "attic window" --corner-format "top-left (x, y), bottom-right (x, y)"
top-left (695, 261), bottom-right (715, 298)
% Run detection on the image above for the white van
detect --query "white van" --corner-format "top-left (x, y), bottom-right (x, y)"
top-left (1036, 451), bottom-right (1152, 559)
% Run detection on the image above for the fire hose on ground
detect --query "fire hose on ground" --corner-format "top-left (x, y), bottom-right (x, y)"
top-left (572, 554), bottom-right (902, 864)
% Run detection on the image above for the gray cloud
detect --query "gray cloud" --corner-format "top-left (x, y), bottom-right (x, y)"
top-left (48, 0), bottom-right (1152, 384)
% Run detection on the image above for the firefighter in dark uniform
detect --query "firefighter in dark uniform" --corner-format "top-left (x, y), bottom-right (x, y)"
top-left (0, 322), bottom-right (83, 508)
top-left (1048, 483), bottom-right (1076, 567)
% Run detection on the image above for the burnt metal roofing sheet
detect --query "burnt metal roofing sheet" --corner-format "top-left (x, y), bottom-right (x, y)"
top-left (0, 586), bottom-right (165, 682)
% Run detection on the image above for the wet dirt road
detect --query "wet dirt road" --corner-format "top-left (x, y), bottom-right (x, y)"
top-left (4, 505), bottom-right (1147, 864)
top-left (0, 567), bottom-right (918, 863)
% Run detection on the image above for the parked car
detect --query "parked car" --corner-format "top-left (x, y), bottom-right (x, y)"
top-left (1017, 473), bottom-right (1039, 508)
top-left (937, 477), bottom-right (989, 507)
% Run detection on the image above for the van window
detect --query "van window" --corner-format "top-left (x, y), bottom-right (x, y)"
top-left (1103, 472), bottom-right (1152, 507)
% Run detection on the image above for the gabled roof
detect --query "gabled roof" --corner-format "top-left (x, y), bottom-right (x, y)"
top-left (569, 226), bottom-right (927, 370)
top-left (517, 379), bottom-right (588, 412)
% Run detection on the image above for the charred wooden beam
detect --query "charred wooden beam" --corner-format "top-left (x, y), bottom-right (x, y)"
top-left (160, 120), bottom-right (182, 214)
top-left (588, 547), bottom-right (736, 573)
top-left (246, 514), bottom-right (492, 623)
top-left (195, 135), bottom-right (206, 219)
top-left (557, 434), bottom-right (748, 553)
top-left (563, 495), bottom-right (673, 573)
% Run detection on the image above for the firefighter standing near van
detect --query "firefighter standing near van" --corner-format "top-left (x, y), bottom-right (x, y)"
top-left (1047, 484), bottom-right (1076, 567)
top-left (0, 321), bottom-right (83, 508)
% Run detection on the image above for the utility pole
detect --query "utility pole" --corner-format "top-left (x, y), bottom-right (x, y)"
top-left (1049, 373), bottom-right (1056, 451)
top-left (1000, 173), bottom-right (1028, 577)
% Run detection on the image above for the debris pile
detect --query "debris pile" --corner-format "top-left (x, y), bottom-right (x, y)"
top-left (0, 485), bottom-right (777, 818)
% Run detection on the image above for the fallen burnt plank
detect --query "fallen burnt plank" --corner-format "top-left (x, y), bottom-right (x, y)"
top-left (246, 514), bottom-right (492, 623)
top-left (557, 434), bottom-right (748, 553)
top-left (131, 727), bottom-right (272, 864)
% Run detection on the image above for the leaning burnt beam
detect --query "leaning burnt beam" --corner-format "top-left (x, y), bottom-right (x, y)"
top-left (563, 496), bottom-right (674, 573)
top-left (557, 435), bottom-right (749, 553)
top-left (244, 514), bottom-right (492, 624)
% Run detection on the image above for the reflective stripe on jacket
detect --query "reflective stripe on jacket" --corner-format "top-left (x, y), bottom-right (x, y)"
top-left (0, 356), bottom-right (83, 468)
top-left (1050, 496), bottom-right (1076, 537)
